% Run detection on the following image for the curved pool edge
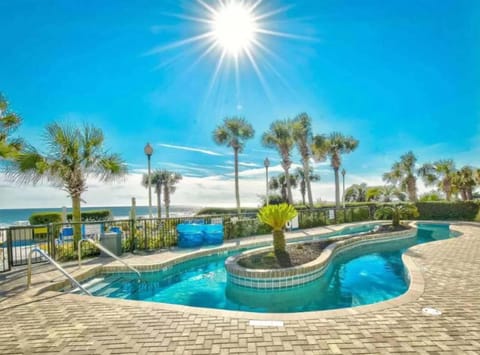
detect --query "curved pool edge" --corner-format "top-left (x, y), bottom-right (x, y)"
top-left (41, 251), bottom-right (425, 321)
top-left (37, 221), bottom-right (472, 320)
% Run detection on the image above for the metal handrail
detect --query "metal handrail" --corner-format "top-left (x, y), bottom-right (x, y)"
top-left (27, 247), bottom-right (92, 296)
top-left (78, 236), bottom-right (141, 279)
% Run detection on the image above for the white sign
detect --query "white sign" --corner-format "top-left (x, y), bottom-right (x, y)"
top-left (83, 224), bottom-right (102, 237)
top-left (328, 209), bottom-right (335, 220)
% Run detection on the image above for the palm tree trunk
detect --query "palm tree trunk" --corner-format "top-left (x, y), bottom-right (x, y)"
top-left (284, 167), bottom-right (293, 204)
top-left (234, 147), bottom-right (241, 214)
top-left (273, 229), bottom-right (286, 255)
top-left (301, 180), bottom-right (306, 205)
top-left (72, 194), bottom-right (82, 246)
top-left (164, 185), bottom-right (170, 218)
top-left (304, 159), bottom-right (314, 208)
top-left (156, 188), bottom-right (162, 218)
top-left (334, 167), bottom-right (340, 208)
top-left (407, 176), bottom-right (417, 201)
top-left (444, 180), bottom-right (452, 201)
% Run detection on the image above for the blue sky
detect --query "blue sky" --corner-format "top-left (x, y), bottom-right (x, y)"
top-left (0, 0), bottom-right (479, 208)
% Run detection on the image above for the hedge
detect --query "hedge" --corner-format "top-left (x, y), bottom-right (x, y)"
top-left (415, 201), bottom-right (480, 221)
top-left (29, 212), bottom-right (63, 225)
top-left (66, 210), bottom-right (112, 221)
top-left (29, 209), bottom-right (112, 225)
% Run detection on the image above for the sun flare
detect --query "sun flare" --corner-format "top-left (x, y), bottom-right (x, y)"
top-left (212, 3), bottom-right (257, 56)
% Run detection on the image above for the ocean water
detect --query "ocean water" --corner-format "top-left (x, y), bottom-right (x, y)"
top-left (0, 205), bottom-right (200, 227)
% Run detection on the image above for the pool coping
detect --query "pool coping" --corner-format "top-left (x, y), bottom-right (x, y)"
top-left (33, 220), bottom-right (465, 321)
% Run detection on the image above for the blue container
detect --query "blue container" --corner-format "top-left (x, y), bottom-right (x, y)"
top-left (203, 224), bottom-right (224, 245)
top-left (177, 224), bottom-right (204, 248)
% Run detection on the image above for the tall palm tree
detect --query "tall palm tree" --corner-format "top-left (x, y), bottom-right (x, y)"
top-left (212, 117), bottom-right (254, 214)
top-left (311, 132), bottom-right (359, 208)
top-left (7, 122), bottom-right (126, 242)
top-left (142, 170), bottom-right (167, 218)
top-left (345, 183), bottom-right (368, 202)
top-left (383, 151), bottom-right (418, 202)
top-left (0, 94), bottom-right (23, 160)
top-left (296, 167), bottom-right (320, 205)
top-left (292, 113), bottom-right (314, 207)
top-left (418, 159), bottom-right (456, 201)
top-left (269, 173), bottom-right (299, 203)
top-left (262, 119), bottom-right (295, 204)
top-left (162, 171), bottom-right (182, 217)
top-left (453, 166), bottom-right (477, 201)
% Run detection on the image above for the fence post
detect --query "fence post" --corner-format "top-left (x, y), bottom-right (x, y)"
top-left (6, 228), bottom-right (13, 270)
top-left (48, 223), bottom-right (56, 259)
top-left (143, 219), bottom-right (147, 250)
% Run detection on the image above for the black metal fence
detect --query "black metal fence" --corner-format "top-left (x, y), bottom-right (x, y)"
top-left (0, 206), bottom-right (374, 272)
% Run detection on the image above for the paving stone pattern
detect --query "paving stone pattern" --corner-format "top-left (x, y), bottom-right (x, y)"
top-left (0, 224), bottom-right (479, 354)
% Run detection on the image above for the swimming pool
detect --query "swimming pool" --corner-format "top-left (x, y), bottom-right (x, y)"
top-left (75, 223), bottom-right (457, 313)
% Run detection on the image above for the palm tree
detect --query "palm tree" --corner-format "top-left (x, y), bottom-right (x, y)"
top-left (212, 117), bottom-right (254, 214)
top-left (257, 203), bottom-right (297, 261)
top-left (383, 151), bottom-right (418, 202)
top-left (345, 183), bottom-right (368, 202)
top-left (0, 94), bottom-right (23, 160)
top-left (142, 170), bottom-right (167, 218)
top-left (292, 113), bottom-right (315, 207)
top-left (7, 122), bottom-right (126, 242)
top-left (453, 166), bottom-right (477, 201)
top-left (365, 185), bottom-right (405, 202)
top-left (312, 132), bottom-right (359, 208)
top-left (269, 173), bottom-right (299, 203)
top-left (262, 120), bottom-right (295, 204)
top-left (296, 167), bottom-right (320, 205)
top-left (162, 171), bottom-right (182, 217)
top-left (418, 159), bottom-right (456, 201)
top-left (374, 203), bottom-right (419, 227)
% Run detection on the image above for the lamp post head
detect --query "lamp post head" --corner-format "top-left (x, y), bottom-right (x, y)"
top-left (264, 157), bottom-right (270, 168)
top-left (144, 143), bottom-right (153, 157)
top-left (341, 168), bottom-right (346, 177)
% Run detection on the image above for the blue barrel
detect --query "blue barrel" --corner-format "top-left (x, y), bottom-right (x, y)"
top-left (203, 224), bottom-right (224, 245)
top-left (177, 224), bottom-right (204, 248)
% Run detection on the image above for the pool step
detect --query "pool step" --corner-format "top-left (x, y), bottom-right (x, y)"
top-left (71, 276), bottom-right (125, 295)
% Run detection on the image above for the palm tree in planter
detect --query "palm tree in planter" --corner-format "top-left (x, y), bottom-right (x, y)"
top-left (7, 122), bottom-right (126, 243)
top-left (257, 203), bottom-right (297, 258)
top-left (374, 203), bottom-right (419, 227)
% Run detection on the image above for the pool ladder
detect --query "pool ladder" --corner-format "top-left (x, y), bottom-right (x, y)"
top-left (78, 236), bottom-right (141, 279)
top-left (27, 247), bottom-right (92, 296)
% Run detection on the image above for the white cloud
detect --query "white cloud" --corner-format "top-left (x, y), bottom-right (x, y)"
top-left (158, 143), bottom-right (223, 156)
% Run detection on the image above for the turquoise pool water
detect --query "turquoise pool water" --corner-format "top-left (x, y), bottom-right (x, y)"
top-left (80, 223), bottom-right (457, 313)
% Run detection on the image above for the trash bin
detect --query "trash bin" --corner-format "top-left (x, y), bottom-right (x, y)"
top-left (99, 232), bottom-right (122, 256)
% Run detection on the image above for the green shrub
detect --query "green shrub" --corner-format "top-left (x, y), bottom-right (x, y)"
top-left (415, 202), bottom-right (480, 221)
top-left (29, 212), bottom-right (63, 225)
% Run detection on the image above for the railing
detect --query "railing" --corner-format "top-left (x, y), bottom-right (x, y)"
top-left (78, 237), bottom-right (141, 279)
top-left (2, 205), bottom-right (377, 271)
top-left (27, 247), bottom-right (92, 296)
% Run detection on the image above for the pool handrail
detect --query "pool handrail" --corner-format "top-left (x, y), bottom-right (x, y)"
top-left (78, 236), bottom-right (141, 279)
top-left (27, 247), bottom-right (92, 296)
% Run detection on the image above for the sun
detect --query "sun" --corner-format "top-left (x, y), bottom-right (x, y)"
top-left (212, 2), bottom-right (257, 56)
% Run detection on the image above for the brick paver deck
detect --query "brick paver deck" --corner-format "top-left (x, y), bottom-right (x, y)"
top-left (1, 223), bottom-right (479, 354)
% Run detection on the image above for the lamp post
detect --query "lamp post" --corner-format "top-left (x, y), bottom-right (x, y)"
top-left (341, 168), bottom-right (346, 209)
top-left (144, 143), bottom-right (154, 218)
top-left (264, 157), bottom-right (270, 206)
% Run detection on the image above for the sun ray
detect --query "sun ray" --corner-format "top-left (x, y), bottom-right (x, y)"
top-left (253, 5), bottom-right (294, 22)
top-left (197, 0), bottom-right (219, 16)
top-left (146, 32), bottom-right (215, 55)
top-left (208, 49), bottom-right (228, 96)
top-left (254, 28), bottom-right (317, 41)
top-left (244, 47), bottom-right (272, 100)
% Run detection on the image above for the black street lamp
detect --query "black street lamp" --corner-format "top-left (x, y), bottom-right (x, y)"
top-left (264, 157), bottom-right (270, 205)
top-left (144, 143), bottom-right (154, 218)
